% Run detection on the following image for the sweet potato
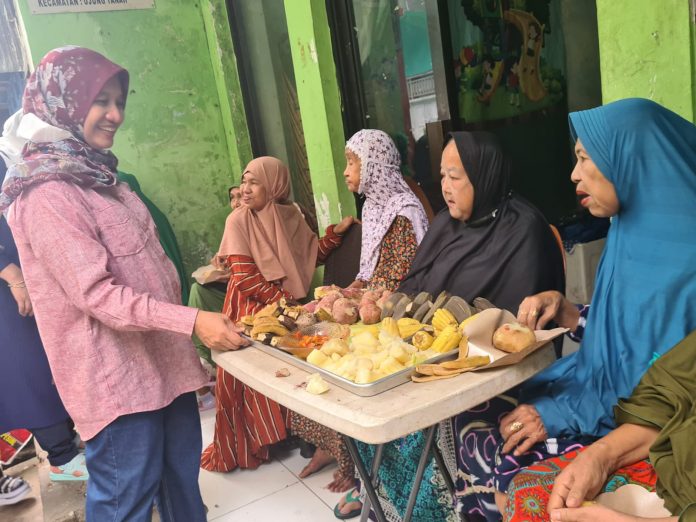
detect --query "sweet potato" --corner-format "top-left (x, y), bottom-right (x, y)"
top-left (341, 287), bottom-right (364, 300)
top-left (360, 290), bottom-right (381, 307)
top-left (375, 291), bottom-right (392, 309)
top-left (317, 292), bottom-right (342, 313)
top-left (303, 300), bottom-right (318, 313)
top-left (332, 297), bottom-right (359, 325)
top-left (359, 303), bottom-right (381, 324)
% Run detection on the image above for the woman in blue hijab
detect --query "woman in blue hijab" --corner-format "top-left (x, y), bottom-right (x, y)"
top-left (452, 98), bottom-right (696, 521)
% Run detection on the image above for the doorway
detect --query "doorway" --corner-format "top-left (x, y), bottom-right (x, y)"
top-left (327, 0), bottom-right (602, 224)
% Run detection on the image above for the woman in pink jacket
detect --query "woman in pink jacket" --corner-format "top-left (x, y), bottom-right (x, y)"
top-left (0, 46), bottom-right (247, 521)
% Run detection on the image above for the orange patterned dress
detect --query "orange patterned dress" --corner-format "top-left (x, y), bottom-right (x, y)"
top-left (201, 228), bottom-right (341, 472)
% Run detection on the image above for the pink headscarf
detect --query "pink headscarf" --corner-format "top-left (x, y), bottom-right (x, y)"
top-left (346, 129), bottom-right (428, 281)
top-left (217, 157), bottom-right (318, 299)
top-left (0, 46), bottom-right (129, 212)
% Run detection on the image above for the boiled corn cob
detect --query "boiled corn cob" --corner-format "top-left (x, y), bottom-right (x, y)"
top-left (430, 325), bottom-right (462, 353)
top-left (412, 330), bottom-right (434, 350)
top-left (397, 318), bottom-right (424, 339)
top-left (431, 308), bottom-right (457, 331)
top-left (380, 317), bottom-right (401, 337)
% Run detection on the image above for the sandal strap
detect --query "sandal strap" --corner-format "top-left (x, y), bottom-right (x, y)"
top-left (345, 488), bottom-right (361, 503)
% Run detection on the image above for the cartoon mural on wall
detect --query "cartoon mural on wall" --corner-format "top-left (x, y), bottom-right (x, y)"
top-left (450, 0), bottom-right (566, 122)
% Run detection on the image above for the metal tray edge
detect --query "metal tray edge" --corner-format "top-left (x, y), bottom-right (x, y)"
top-left (248, 339), bottom-right (457, 397)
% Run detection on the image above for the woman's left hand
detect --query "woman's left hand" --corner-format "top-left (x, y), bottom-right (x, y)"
top-left (10, 286), bottom-right (34, 317)
top-left (334, 216), bottom-right (359, 235)
top-left (500, 404), bottom-right (548, 455)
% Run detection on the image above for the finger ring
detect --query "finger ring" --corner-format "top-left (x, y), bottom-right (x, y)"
top-left (509, 421), bottom-right (524, 433)
top-left (529, 310), bottom-right (538, 317)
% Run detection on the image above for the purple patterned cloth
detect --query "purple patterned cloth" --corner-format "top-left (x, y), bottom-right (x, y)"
top-left (345, 129), bottom-right (428, 281)
top-left (0, 46), bottom-right (128, 212)
top-left (453, 395), bottom-right (585, 522)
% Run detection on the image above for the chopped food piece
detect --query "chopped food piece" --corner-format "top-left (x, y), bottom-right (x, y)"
top-left (275, 368), bottom-right (291, 378)
top-left (305, 373), bottom-right (330, 394)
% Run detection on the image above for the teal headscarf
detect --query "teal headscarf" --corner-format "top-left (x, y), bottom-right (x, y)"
top-left (520, 98), bottom-right (696, 438)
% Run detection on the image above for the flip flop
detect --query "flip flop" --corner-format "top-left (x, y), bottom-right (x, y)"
top-left (49, 453), bottom-right (89, 482)
top-left (333, 488), bottom-right (362, 520)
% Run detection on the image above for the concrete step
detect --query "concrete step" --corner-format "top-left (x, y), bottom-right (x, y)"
top-left (35, 442), bottom-right (87, 522)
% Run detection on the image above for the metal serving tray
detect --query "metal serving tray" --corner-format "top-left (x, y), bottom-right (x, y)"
top-left (248, 339), bottom-right (458, 397)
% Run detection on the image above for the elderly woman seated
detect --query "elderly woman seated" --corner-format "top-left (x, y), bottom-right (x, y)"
top-left (453, 98), bottom-right (696, 521)
top-left (336, 131), bottom-right (566, 520)
top-left (460, 99), bottom-right (696, 521)
top-left (504, 328), bottom-right (696, 522)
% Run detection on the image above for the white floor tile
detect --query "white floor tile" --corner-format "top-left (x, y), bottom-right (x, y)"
top-left (200, 460), bottom-right (298, 520)
top-left (199, 409), bottom-right (216, 446)
top-left (210, 482), bottom-right (336, 522)
top-left (278, 448), bottom-right (347, 509)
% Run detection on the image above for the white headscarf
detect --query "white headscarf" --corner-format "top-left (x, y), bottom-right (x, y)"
top-left (0, 110), bottom-right (26, 167)
top-left (0, 110), bottom-right (72, 168)
top-left (346, 129), bottom-right (428, 281)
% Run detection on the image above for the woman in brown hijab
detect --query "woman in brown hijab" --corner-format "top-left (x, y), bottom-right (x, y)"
top-left (201, 156), bottom-right (354, 472)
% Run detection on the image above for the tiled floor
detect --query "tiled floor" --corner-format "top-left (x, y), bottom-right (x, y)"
top-left (198, 409), bottom-right (346, 521)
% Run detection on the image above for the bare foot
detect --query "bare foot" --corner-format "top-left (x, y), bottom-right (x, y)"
top-left (326, 469), bottom-right (354, 492)
top-left (336, 488), bottom-right (362, 517)
top-left (299, 447), bottom-right (334, 478)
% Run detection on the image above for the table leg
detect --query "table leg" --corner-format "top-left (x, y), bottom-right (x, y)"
top-left (343, 435), bottom-right (388, 522)
top-left (402, 425), bottom-right (437, 522)
top-left (360, 444), bottom-right (385, 522)
top-left (432, 441), bottom-right (456, 499)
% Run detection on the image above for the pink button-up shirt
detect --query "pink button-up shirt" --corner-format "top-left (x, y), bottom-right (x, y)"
top-left (8, 180), bottom-right (207, 440)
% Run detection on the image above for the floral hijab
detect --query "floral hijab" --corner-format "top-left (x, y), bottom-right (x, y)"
top-left (346, 129), bottom-right (428, 281)
top-left (0, 46), bottom-right (129, 212)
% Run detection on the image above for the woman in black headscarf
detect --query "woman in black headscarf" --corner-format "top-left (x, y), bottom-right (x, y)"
top-left (399, 131), bottom-right (564, 312)
top-left (336, 132), bottom-right (565, 521)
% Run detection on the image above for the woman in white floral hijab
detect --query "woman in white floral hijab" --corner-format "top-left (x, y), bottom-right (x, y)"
top-left (344, 129), bottom-right (428, 290)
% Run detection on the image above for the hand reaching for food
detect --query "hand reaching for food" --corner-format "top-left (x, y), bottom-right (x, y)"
top-left (517, 290), bottom-right (580, 331)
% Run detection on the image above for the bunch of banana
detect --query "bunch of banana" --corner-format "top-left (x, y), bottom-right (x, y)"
top-left (380, 317), bottom-right (401, 337)
top-left (396, 318), bottom-right (425, 339)
top-left (432, 309), bottom-right (458, 331)
top-left (251, 316), bottom-right (289, 338)
top-left (430, 325), bottom-right (462, 353)
top-left (255, 302), bottom-right (280, 319)
top-left (412, 330), bottom-right (434, 350)
top-left (412, 355), bottom-right (490, 382)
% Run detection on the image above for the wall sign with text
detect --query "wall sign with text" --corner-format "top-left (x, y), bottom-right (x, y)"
top-left (28, 0), bottom-right (155, 14)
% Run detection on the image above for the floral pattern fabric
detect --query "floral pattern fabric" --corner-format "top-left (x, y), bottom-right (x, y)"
top-left (504, 449), bottom-right (656, 522)
top-left (1, 46), bottom-right (128, 212)
top-left (366, 216), bottom-right (418, 291)
top-left (346, 129), bottom-right (428, 281)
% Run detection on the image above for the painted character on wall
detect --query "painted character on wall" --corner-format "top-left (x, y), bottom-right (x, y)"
top-left (479, 56), bottom-right (495, 98)
top-left (505, 56), bottom-right (520, 107)
top-left (526, 22), bottom-right (541, 58)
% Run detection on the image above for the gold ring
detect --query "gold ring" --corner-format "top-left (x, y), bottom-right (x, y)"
top-left (529, 310), bottom-right (538, 317)
top-left (509, 421), bottom-right (524, 433)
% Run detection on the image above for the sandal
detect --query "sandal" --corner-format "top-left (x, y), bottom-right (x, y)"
top-left (333, 488), bottom-right (362, 520)
top-left (49, 453), bottom-right (89, 482)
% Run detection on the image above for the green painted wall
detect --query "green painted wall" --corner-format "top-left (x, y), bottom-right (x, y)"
top-left (596, 0), bottom-right (695, 122)
top-left (17, 0), bottom-right (251, 277)
top-left (284, 0), bottom-right (355, 230)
